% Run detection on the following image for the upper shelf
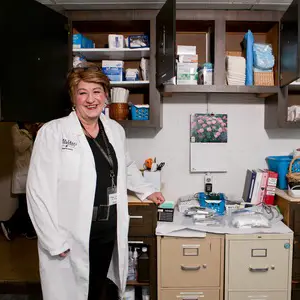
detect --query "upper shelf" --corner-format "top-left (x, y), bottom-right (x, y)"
top-left (163, 85), bottom-right (279, 97)
top-left (73, 48), bottom-right (150, 61)
top-left (110, 81), bottom-right (149, 88)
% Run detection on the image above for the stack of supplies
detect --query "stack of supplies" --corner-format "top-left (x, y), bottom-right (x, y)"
top-left (111, 87), bottom-right (129, 103)
top-left (176, 45), bottom-right (198, 85)
top-left (102, 60), bottom-right (124, 82)
top-left (226, 56), bottom-right (246, 85)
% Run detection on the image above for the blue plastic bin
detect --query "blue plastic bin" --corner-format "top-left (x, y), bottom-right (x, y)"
top-left (131, 105), bottom-right (149, 121)
top-left (266, 155), bottom-right (293, 190)
top-left (198, 192), bottom-right (226, 215)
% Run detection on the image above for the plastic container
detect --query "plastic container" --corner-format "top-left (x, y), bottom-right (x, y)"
top-left (266, 155), bottom-right (293, 189)
top-left (131, 105), bottom-right (149, 120)
top-left (137, 247), bottom-right (150, 283)
top-left (198, 192), bottom-right (226, 215)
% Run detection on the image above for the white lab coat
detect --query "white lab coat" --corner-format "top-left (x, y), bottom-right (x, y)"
top-left (26, 111), bottom-right (155, 300)
top-left (11, 124), bottom-right (33, 194)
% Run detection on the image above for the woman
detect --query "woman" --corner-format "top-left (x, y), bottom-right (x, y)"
top-left (1, 122), bottom-right (37, 240)
top-left (26, 63), bottom-right (165, 300)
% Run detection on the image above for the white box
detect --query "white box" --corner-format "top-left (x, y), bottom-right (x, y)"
top-left (108, 34), bottom-right (124, 49)
top-left (177, 45), bottom-right (196, 55)
top-left (143, 171), bottom-right (161, 192)
top-left (178, 55), bottom-right (198, 63)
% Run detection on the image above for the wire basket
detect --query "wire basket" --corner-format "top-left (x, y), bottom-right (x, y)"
top-left (286, 156), bottom-right (300, 185)
top-left (254, 71), bottom-right (274, 86)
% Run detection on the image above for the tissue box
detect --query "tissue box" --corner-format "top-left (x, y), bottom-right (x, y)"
top-left (178, 55), bottom-right (198, 63)
top-left (102, 60), bottom-right (124, 82)
top-left (143, 170), bottom-right (161, 192)
top-left (157, 202), bottom-right (174, 222)
top-left (177, 62), bottom-right (198, 85)
top-left (73, 34), bottom-right (94, 49)
top-left (108, 35), bottom-right (124, 49)
top-left (177, 45), bottom-right (196, 55)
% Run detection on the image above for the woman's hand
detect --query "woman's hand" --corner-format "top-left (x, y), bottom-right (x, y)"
top-left (59, 249), bottom-right (70, 258)
top-left (147, 192), bottom-right (165, 205)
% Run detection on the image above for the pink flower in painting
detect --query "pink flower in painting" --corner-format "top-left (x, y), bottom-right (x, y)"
top-left (192, 122), bottom-right (196, 128)
top-left (198, 119), bottom-right (204, 124)
top-left (198, 128), bottom-right (204, 133)
top-left (223, 115), bottom-right (227, 120)
top-left (212, 120), bottom-right (216, 125)
top-left (223, 127), bottom-right (227, 132)
top-left (207, 127), bottom-right (212, 132)
top-left (212, 126), bottom-right (216, 129)
top-left (207, 121), bottom-right (212, 125)
top-left (218, 127), bottom-right (223, 132)
top-left (221, 122), bottom-right (226, 127)
top-left (217, 118), bottom-right (222, 122)
top-left (202, 124), bottom-right (207, 128)
top-left (215, 132), bottom-right (220, 138)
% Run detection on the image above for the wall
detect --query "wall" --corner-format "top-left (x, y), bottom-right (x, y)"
top-left (126, 94), bottom-right (300, 202)
top-left (0, 95), bottom-right (299, 215)
top-left (0, 123), bottom-right (18, 221)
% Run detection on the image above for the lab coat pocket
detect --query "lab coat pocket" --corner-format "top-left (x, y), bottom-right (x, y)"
top-left (60, 150), bottom-right (80, 181)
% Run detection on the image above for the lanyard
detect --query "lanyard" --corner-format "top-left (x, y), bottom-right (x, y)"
top-left (81, 121), bottom-right (116, 186)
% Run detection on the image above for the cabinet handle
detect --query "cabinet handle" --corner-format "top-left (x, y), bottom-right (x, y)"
top-left (181, 265), bottom-right (201, 271)
top-left (129, 215), bottom-right (143, 219)
top-left (162, 26), bottom-right (166, 56)
top-left (249, 267), bottom-right (269, 272)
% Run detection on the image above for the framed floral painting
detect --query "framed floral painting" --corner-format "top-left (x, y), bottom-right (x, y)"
top-left (190, 113), bottom-right (228, 143)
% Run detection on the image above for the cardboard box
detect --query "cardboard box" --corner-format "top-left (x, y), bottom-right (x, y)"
top-left (177, 45), bottom-right (196, 55)
top-left (178, 55), bottom-right (198, 63)
top-left (102, 60), bottom-right (124, 82)
top-left (177, 62), bottom-right (198, 85)
top-left (73, 34), bottom-right (94, 49)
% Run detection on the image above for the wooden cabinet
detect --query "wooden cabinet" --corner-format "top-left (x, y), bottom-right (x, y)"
top-left (0, 0), bottom-right (71, 122)
top-left (0, 1), bottom-right (163, 129)
top-left (157, 0), bottom-right (300, 99)
top-left (157, 234), bottom-right (224, 300)
top-left (275, 192), bottom-right (300, 300)
top-left (128, 200), bottom-right (158, 300)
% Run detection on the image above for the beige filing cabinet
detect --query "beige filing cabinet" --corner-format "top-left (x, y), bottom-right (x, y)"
top-left (157, 234), bottom-right (224, 300)
top-left (225, 233), bottom-right (294, 300)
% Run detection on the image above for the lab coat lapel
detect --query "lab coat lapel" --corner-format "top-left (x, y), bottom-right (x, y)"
top-left (68, 111), bottom-right (95, 168)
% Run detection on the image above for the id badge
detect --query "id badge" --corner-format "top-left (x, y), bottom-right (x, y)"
top-left (107, 186), bottom-right (118, 206)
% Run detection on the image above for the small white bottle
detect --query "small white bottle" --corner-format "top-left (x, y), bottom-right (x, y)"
top-left (127, 246), bottom-right (134, 281)
top-left (133, 248), bottom-right (139, 281)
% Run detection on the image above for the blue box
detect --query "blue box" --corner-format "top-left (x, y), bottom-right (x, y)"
top-left (102, 60), bottom-right (124, 82)
top-left (73, 34), bottom-right (94, 49)
top-left (102, 67), bottom-right (123, 81)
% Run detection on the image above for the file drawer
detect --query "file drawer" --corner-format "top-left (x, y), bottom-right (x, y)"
top-left (161, 289), bottom-right (219, 300)
top-left (161, 236), bottom-right (222, 288)
top-left (228, 239), bottom-right (291, 290)
top-left (228, 291), bottom-right (288, 300)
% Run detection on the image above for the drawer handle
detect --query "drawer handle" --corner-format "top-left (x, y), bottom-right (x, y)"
top-left (181, 265), bottom-right (201, 271)
top-left (129, 215), bottom-right (143, 219)
top-left (249, 267), bottom-right (269, 272)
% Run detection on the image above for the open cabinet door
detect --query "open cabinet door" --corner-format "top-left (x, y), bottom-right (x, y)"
top-left (0, 0), bottom-right (70, 122)
top-left (280, 0), bottom-right (300, 87)
top-left (156, 0), bottom-right (176, 87)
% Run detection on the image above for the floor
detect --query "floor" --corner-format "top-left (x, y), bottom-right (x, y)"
top-left (0, 236), bottom-right (40, 299)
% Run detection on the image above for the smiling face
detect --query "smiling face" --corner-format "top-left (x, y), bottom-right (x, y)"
top-left (74, 81), bottom-right (107, 123)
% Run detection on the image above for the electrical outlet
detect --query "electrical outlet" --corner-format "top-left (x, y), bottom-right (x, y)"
top-left (204, 173), bottom-right (213, 193)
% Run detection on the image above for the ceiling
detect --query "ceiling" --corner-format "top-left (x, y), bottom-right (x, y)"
top-left (37, 0), bottom-right (292, 11)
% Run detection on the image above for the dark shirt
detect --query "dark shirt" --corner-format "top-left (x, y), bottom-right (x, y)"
top-left (87, 120), bottom-right (118, 242)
